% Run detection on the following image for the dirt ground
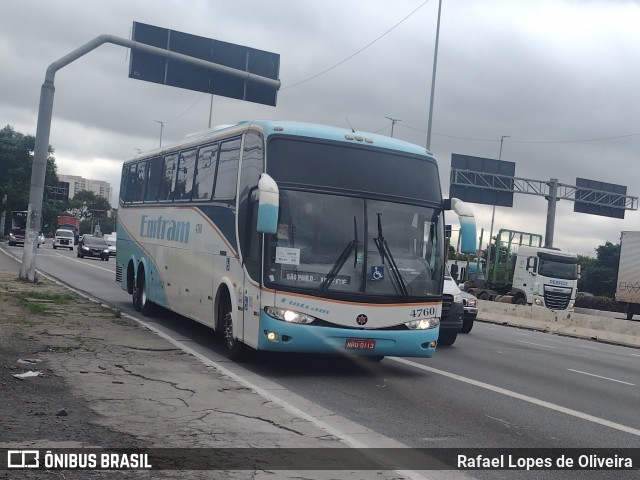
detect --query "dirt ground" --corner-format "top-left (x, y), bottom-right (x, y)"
top-left (0, 257), bottom-right (409, 480)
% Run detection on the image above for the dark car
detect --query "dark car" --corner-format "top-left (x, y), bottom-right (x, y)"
top-left (77, 235), bottom-right (110, 261)
top-left (8, 229), bottom-right (25, 246)
top-left (439, 273), bottom-right (464, 346)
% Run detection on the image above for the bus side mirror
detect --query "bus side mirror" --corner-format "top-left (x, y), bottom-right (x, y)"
top-left (256, 173), bottom-right (279, 234)
top-left (448, 198), bottom-right (476, 254)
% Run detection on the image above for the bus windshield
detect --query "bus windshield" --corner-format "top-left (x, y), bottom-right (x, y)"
top-left (264, 190), bottom-right (444, 300)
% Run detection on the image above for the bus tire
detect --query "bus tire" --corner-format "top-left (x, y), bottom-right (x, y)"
top-left (134, 271), bottom-right (154, 316)
top-left (438, 331), bottom-right (458, 346)
top-left (222, 311), bottom-right (246, 361)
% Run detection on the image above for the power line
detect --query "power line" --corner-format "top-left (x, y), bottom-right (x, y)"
top-left (155, 2), bottom-right (432, 128)
top-left (281, 0), bottom-right (432, 90)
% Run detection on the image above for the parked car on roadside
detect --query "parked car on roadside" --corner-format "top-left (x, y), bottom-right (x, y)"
top-left (460, 291), bottom-right (478, 334)
top-left (77, 234), bottom-right (110, 261)
top-left (53, 229), bottom-right (75, 250)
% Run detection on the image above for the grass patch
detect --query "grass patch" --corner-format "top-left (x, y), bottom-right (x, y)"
top-left (17, 291), bottom-right (75, 315)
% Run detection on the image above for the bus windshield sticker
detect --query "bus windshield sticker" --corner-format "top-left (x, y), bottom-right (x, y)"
top-left (281, 270), bottom-right (351, 285)
top-left (370, 266), bottom-right (385, 281)
top-left (275, 247), bottom-right (300, 265)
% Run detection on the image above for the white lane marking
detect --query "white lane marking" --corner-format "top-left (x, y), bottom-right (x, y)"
top-left (390, 357), bottom-right (640, 437)
top-left (544, 338), bottom-right (566, 343)
top-left (567, 369), bottom-right (636, 386)
top-left (516, 340), bottom-right (556, 349)
top-left (122, 315), bottom-right (431, 480)
top-left (57, 254), bottom-right (114, 273)
top-left (630, 354), bottom-right (640, 358)
top-left (574, 344), bottom-right (600, 350)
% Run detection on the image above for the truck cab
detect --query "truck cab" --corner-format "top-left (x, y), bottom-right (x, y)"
top-left (511, 246), bottom-right (579, 310)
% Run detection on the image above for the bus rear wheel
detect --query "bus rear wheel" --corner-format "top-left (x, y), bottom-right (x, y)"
top-left (222, 311), bottom-right (246, 361)
top-left (133, 272), bottom-right (154, 316)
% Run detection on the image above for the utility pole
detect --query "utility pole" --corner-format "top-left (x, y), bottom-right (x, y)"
top-left (385, 117), bottom-right (401, 138)
top-left (485, 135), bottom-right (509, 279)
top-left (154, 120), bottom-right (164, 147)
top-left (426, 0), bottom-right (443, 151)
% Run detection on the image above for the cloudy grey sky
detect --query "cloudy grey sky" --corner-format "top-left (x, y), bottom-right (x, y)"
top-left (2, 0), bottom-right (639, 256)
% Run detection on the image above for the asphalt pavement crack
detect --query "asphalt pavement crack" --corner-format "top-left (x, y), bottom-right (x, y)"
top-left (193, 408), bottom-right (306, 435)
top-left (113, 364), bottom-right (196, 394)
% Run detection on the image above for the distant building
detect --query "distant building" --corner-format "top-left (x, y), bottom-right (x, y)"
top-left (57, 175), bottom-right (112, 203)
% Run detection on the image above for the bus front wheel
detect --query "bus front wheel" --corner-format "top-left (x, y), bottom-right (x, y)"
top-left (222, 311), bottom-right (246, 361)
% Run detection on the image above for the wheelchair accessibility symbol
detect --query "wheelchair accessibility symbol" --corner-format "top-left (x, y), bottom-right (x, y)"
top-left (370, 266), bottom-right (385, 281)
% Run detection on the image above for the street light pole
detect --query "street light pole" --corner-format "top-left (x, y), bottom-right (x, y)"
top-left (154, 120), bottom-right (164, 148)
top-left (485, 135), bottom-right (509, 280)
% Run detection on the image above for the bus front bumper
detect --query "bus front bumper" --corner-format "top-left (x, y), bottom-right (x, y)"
top-left (257, 312), bottom-right (439, 358)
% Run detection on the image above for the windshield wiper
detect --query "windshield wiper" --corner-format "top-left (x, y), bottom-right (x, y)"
top-left (374, 213), bottom-right (409, 298)
top-left (319, 217), bottom-right (359, 294)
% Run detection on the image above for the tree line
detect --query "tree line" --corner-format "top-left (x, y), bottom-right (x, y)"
top-left (0, 124), bottom-right (114, 236)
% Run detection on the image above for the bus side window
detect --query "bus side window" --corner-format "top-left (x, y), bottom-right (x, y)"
top-left (194, 143), bottom-right (218, 200)
top-left (159, 154), bottom-right (178, 201)
top-left (120, 164), bottom-right (130, 203)
top-left (214, 138), bottom-right (241, 199)
top-left (125, 163), bottom-right (138, 203)
top-left (132, 161), bottom-right (147, 202)
top-left (176, 149), bottom-right (197, 200)
top-left (145, 156), bottom-right (164, 202)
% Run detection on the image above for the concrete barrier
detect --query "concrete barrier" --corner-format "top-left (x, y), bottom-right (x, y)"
top-left (476, 300), bottom-right (640, 348)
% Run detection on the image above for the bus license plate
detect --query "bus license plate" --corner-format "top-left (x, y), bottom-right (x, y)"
top-left (345, 338), bottom-right (376, 350)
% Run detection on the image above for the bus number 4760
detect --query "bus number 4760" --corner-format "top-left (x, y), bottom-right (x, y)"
top-left (410, 307), bottom-right (437, 318)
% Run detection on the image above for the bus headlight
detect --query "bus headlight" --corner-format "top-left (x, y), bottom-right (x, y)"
top-left (405, 318), bottom-right (439, 330)
top-left (264, 307), bottom-right (315, 324)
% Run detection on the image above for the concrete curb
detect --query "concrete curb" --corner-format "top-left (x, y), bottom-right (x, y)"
top-left (476, 301), bottom-right (640, 348)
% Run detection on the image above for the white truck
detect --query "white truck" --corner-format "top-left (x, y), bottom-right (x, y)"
top-left (615, 231), bottom-right (640, 320)
top-left (464, 230), bottom-right (579, 311)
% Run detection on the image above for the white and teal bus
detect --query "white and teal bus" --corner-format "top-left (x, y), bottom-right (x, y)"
top-left (116, 120), bottom-right (475, 360)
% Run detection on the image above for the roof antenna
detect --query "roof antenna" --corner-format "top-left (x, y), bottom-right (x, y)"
top-left (345, 117), bottom-right (355, 133)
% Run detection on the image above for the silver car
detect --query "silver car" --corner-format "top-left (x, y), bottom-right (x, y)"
top-left (460, 291), bottom-right (478, 334)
